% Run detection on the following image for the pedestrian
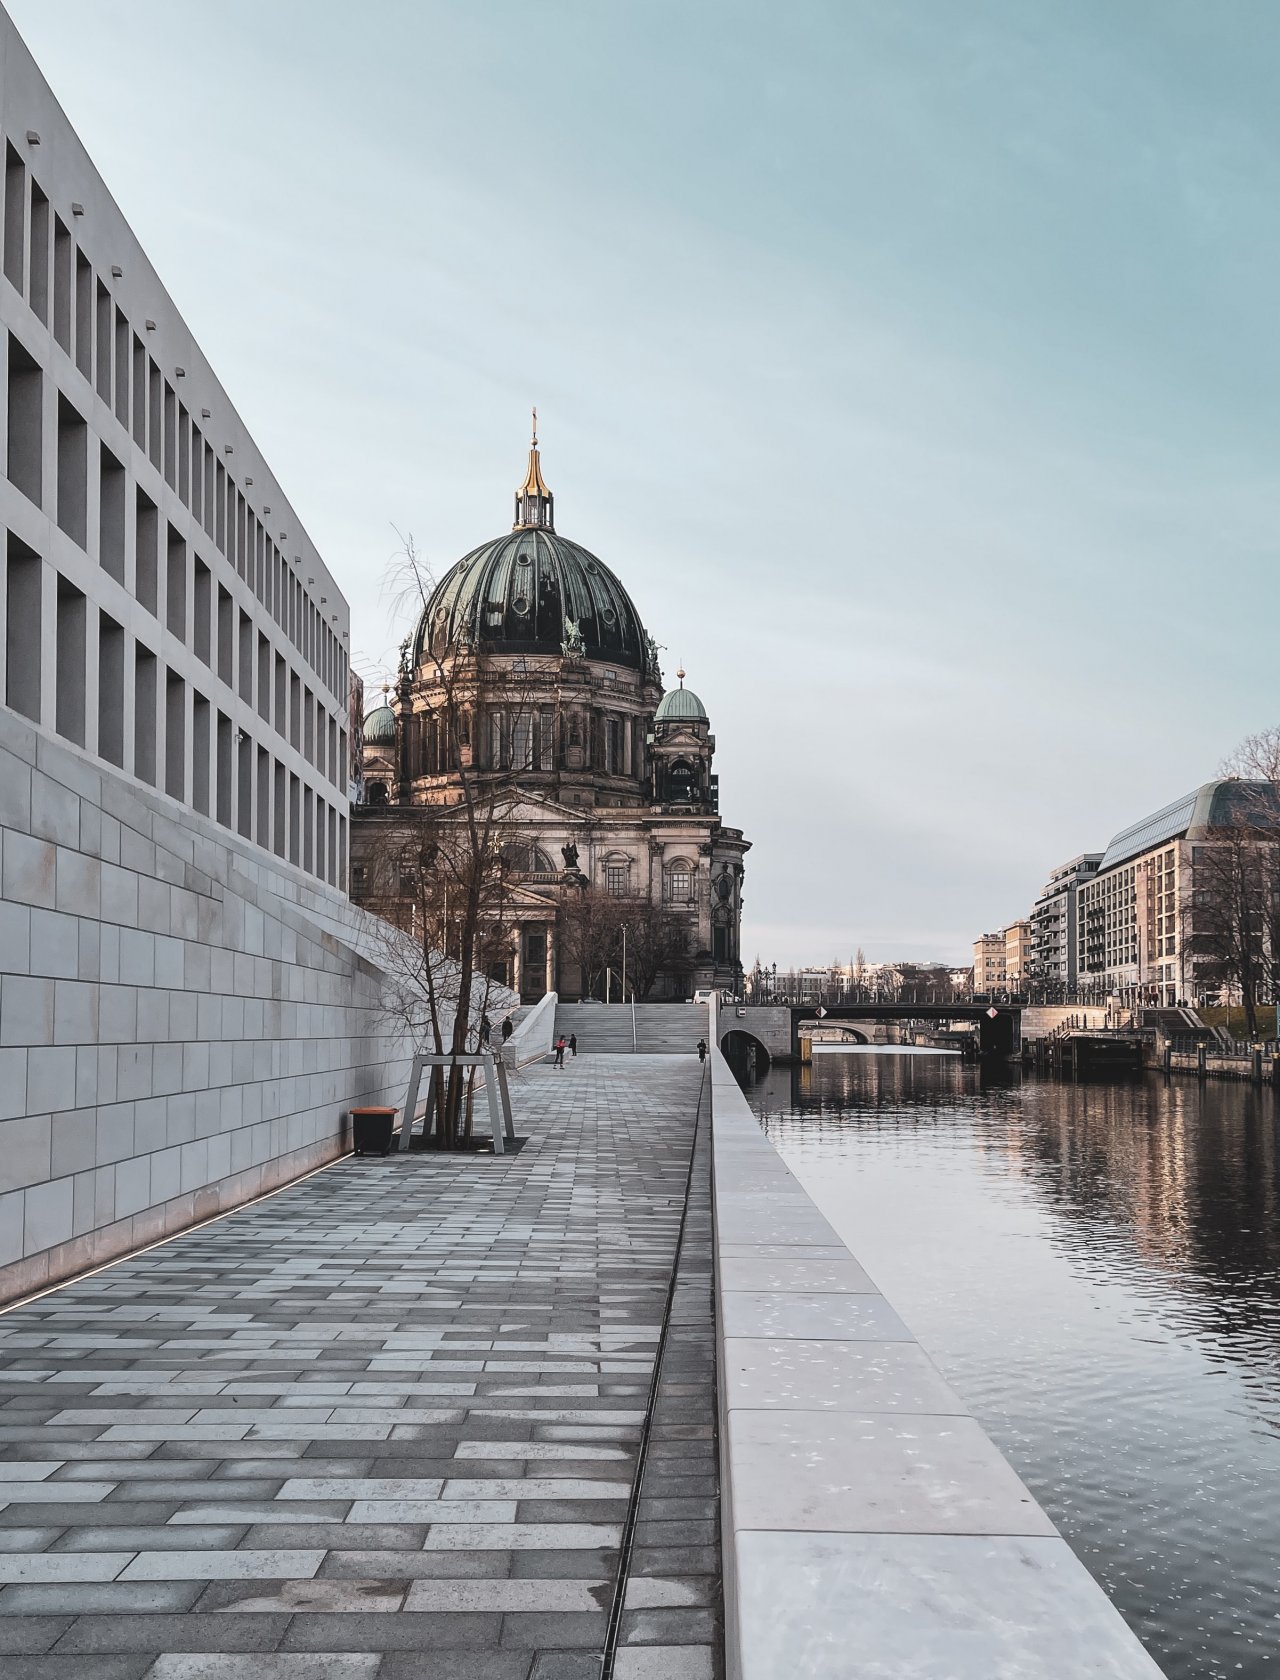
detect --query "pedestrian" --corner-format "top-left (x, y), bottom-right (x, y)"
top-left (479, 1014), bottom-right (491, 1046)
top-left (569, 1033), bottom-right (577, 1058)
top-left (553, 1036), bottom-right (567, 1068)
top-left (697, 1038), bottom-right (708, 1063)
top-left (501, 1016), bottom-right (513, 1044)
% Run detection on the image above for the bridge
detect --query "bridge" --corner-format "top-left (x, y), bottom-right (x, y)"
top-left (719, 1001), bottom-right (1022, 1068)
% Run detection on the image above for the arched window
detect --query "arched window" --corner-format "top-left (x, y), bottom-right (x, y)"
top-left (501, 841), bottom-right (556, 876)
top-left (667, 759), bottom-right (696, 803)
top-left (665, 859), bottom-right (696, 904)
top-left (603, 854), bottom-right (631, 896)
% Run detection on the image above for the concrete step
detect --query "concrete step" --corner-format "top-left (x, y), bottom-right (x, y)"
top-left (553, 1002), bottom-right (709, 1054)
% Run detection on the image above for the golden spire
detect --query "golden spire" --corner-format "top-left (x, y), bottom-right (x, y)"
top-left (514, 407), bottom-right (554, 530)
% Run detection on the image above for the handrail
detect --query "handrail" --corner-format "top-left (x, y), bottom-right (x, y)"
top-left (631, 997), bottom-right (638, 1053)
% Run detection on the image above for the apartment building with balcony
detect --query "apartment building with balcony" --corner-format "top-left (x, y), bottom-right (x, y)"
top-left (1029, 854), bottom-right (1102, 989)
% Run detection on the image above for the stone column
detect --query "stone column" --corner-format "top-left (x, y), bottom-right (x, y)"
top-left (545, 926), bottom-right (556, 997)
top-left (512, 928), bottom-right (523, 999)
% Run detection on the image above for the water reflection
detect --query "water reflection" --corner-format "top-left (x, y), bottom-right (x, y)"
top-left (746, 1058), bottom-right (1280, 1680)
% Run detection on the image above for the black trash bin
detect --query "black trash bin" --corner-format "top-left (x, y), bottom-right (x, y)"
top-left (351, 1106), bottom-right (398, 1156)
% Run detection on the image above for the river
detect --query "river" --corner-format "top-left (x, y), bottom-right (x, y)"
top-left (742, 1053), bottom-right (1280, 1680)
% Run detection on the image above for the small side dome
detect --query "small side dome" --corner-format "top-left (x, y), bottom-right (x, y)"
top-left (655, 670), bottom-right (707, 724)
top-left (362, 702), bottom-right (396, 747)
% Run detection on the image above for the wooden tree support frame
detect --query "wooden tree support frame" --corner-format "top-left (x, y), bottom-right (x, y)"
top-left (399, 1052), bottom-right (516, 1154)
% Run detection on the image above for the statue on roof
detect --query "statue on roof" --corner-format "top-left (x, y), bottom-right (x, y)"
top-left (561, 617), bottom-right (586, 658)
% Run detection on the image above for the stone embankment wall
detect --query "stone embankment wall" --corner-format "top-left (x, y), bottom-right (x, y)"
top-left (1021, 1004), bottom-right (1114, 1039)
top-left (717, 1004), bottom-right (793, 1060)
top-left (707, 1044), bottom-right (1166, 1679)
top-left (505, 991), bottom-right (557, 1065)
top-left (0, 707), bottom-right (414, 1305)
top-left (1161, 1046), bottom-right (1280, 1085)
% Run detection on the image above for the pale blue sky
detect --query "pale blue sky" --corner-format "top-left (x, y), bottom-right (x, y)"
top-left (12, 1), bottom-right (1280, 964)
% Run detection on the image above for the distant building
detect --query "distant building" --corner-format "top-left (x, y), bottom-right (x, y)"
top-left (1003, 920), bottom-right (1032, 987)
top-left (973, 932), bottom-right (1006, 993)
top-left (1029, 854), bottom-right (1102, 989)
top-left (1077, 781), bottom-right (1280, 1005)
top-left (351, 430), bottom-right (749, 1001)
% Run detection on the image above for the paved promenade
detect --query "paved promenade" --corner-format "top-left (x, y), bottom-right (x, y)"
top-left (0, 1055), bottom-right (719, 1680)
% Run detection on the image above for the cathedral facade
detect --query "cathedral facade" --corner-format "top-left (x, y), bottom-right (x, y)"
top-left (350, 428), bottom-right (749, 1003)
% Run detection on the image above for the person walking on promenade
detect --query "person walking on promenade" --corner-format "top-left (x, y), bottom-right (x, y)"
top-left (697, 1038), bottom-right (708, 1063)
top-left (479, 1014), bottom-right (491, 1047)
top-left (553, 1036), bottom-right (567, 1068)
top-left (569, 1034), bottom-right (577, 1058)
top-left (501, 1016), bottom-right (514, 1046)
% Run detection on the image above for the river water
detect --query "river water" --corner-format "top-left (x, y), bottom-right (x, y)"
top-left (743, 1053), bottom-right (1280, 1680)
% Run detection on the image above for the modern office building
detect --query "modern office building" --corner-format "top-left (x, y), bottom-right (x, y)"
top-left (1029, 854), bottom-right (1102, 989)
top-left (0, 13), bottom-right (409, 1302)
top-left (1076, 781), bottom-right (1280, 1005)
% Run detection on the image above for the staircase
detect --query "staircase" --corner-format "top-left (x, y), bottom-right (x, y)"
top-left (552, 1001), bottom-right (709, 1054)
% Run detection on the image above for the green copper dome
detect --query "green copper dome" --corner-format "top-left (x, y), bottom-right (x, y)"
top-left (362, 702), bottom-right (396, 746)
top-left (412, 529), bottom-right (650, 672)
top-left (655, 680), bottom-right (707, 723)
top-left (410, 435), bottom-right (653, 674)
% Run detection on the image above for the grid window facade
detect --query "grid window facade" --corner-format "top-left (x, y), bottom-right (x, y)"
top-left (0, 110), bottom-right (352, 887)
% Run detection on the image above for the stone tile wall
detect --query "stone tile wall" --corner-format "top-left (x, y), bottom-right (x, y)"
top-left (0, 704), bottom-right (413, 1305)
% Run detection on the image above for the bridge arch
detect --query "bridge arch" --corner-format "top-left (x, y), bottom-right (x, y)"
top-left (721, 1029), bottom-right (771, 1080)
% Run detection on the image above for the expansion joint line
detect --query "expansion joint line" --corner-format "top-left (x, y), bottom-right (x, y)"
top-left (598, 1059), bottom-right (710, 1680)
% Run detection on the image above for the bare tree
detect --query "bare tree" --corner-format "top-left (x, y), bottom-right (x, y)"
top-left (356, 535), bottom-right (553, 1143)
top-left (1187, 822), bottom-right (1271, 1037)
top-left (617, 896), bottom-right (694, 1000)
top-left (559, 888), bottom-right (626, 1001)
top-left (1193, 730), bottom-right (1280, 1034)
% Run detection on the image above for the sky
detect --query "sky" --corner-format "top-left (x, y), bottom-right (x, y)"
top-left (11, 0), bottom-right (1280, 966)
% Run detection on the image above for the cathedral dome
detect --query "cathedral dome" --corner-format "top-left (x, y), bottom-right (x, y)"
top-left (655, 674), bottom-right (707, 723)
top-left (362, 701), bottom-right (395, 746)
top-left (413, 529), bottom-right (650, 672)
top-left (410, 421), bottom-right (653, 675)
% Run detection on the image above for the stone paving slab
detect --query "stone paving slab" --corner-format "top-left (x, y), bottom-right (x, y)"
top-left (0, 1055), bottom-right (721, 1677)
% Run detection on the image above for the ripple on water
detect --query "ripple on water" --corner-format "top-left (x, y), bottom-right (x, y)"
top-left (747, 1060), bottom-right (1280, 1680)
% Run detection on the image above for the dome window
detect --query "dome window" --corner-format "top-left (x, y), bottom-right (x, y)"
top-left (512, 595), bottom-right (530, 617)
top-left (602, 607), bottom-right (617, 626)
top-left (668, 760), bottom-right (697, 803)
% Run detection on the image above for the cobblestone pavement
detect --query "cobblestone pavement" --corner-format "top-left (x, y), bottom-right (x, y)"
top-left (0, 1054), bottom-right (722, 1680)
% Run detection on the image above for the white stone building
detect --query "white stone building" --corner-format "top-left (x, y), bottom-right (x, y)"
top-left (0, 14), bottom-right (412, 1302)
